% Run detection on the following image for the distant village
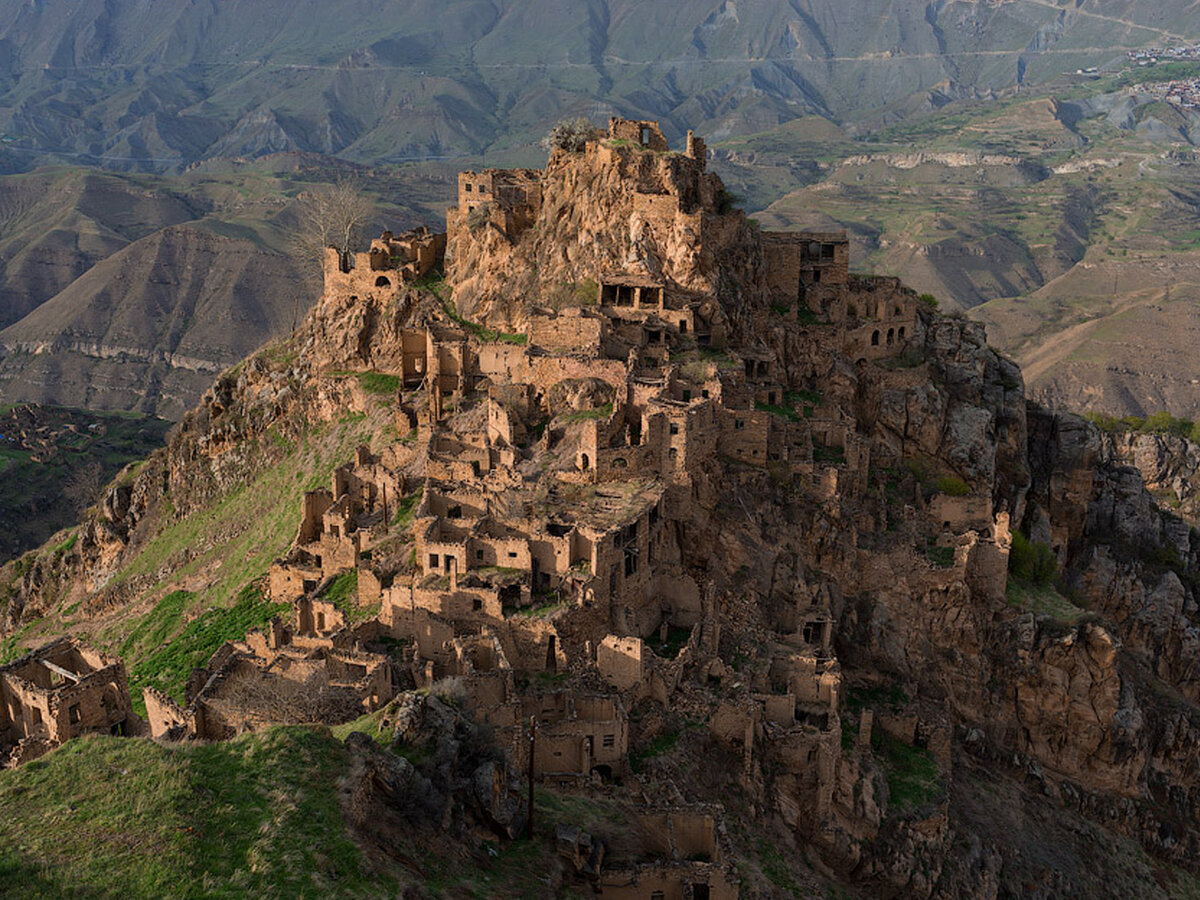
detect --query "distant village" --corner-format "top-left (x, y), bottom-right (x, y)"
top-left (1124, 44), bottom-right (1200, 111)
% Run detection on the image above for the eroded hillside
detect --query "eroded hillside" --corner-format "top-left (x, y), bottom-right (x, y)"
top-left (0, 158), bottom-right (450, 417)
top-left (726, 69), bottom-right (1200, 419)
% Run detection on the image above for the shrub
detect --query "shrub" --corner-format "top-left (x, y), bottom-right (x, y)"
top-left (466, 203), bottom-right (493, 233)
top-left (540, 117), bottom-right (600, 153)
top-left (714, 187), bottom-right (742, 215)
top-left (358, 372), bottom-right (400, 395)
top-left (918, 293), bottom-right (938, 309)
top-left (1009, 531), bottom-right (1056, 585)
top-left (1086, 410), bottom-right (1195, 439)
top-left (1142, 410), bottom-right (1194, 437)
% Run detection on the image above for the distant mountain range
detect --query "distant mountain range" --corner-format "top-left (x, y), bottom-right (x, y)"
top-left (2, 0), bottom-right (1197, 173)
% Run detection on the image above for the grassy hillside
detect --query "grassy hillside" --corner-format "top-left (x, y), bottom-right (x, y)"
top-left (0, 383), bottom-right (396, 697)
top-left (0, 727), bottom-right (395, 899)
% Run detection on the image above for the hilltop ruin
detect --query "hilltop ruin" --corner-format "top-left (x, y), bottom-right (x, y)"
top-left (147, 117), bottom-right (1008, 896)
top-left (7, 116), bottom-right (1200, 897)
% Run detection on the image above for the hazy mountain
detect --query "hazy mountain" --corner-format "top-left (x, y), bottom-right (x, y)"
top-left (1, 0), bottom-right (1197, 172)
top-left (725, 66), bottom-right (1200, 420)
top-left (0, 157), bottom-right (452, 416)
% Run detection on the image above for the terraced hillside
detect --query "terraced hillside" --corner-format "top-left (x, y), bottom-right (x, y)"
top-left (726, 67), bottom-right (1200, 418)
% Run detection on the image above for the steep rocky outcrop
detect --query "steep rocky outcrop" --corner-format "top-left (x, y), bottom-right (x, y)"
top-left (1102, 429), bottom-right (1200, 527)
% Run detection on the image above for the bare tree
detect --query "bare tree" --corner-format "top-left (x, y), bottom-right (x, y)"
top-left (63, 461), bottom-right (105, 513)
top-left (287, 177), bottom-right (375, 330)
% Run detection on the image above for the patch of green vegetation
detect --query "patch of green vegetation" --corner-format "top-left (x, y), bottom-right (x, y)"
top-left (756, 838), bottom-right (804, 896)
top-left (924, 543), bottom-right (956, 569)
top-left (391, 486), bottom-right (423, 528)
top-left (1119, 62), bottom-right (1200, 87)
top-left (699, 349), bottom-right (740, 370)
top-left (840, 721), bottom-right (859, 752)
top-left (411, 265), bottom-right (450, 301)
top-left (51, 533), bottom-right (78, 557)
top-left (872, 729), bottom-right (942, 813)
top-left (513, 597), bottom-right (567, 618)
top-left (560, 402), bottom-right (613, 424)
top-left (1006, 581), bottom-right (1088, 624)
top-left (319, 569), bottom-right (376, 625)
top-left (630, 728), bottom-right (680, 773)
top-left (113, 405), bottom-right (385, 635)
top-left (121, 590), bottom-right (194, 662)
top-left (1009, 531), bottom-right (1057, 586)
top-left (936, 475), bottom-right (971, 497)
top-left (786, 389), bottom-right (822, 406)
top-left (876, 347), bottom-right (926, 370)
top-left (331, 708), bottom-right (394, 748)
top-left (0, 727), bottom-right (397, 898)
top-left (128, 584), bottom-right (288, 710)
top-left (357, 372), bottom-right (401, 395)
top-left (813, 444), bottom-right (845, 464)
top-left (844, 684), bottom-right (911, 714)
top-left (535, 788), bottom-right (627, 834)
top-left (1086, 410), bottom-right (1199, 442)
top-left (0, 618), bottom-right (45, 664)
top-left (715, 187), bottom-right (742, 215)
top-left (441, 298), bottom-right (527, 345)
top-left (650, 625), bottom-right (692, 660)
top-left (755, 401), bottom-right (799, 422)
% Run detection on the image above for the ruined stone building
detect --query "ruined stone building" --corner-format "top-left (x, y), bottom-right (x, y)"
top-left (144, 597), bottom-right (392, 742)
top-left (1, 638), bottom-right (132, 767)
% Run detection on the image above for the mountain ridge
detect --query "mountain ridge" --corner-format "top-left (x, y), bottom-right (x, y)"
top-left (3, 0), bottom-right (1196, 173)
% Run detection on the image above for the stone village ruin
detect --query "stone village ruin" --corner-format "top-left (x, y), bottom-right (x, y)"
top-left (6, 119), bottom-right (1019, 897)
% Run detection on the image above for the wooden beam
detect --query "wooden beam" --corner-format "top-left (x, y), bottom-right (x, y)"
top-left (39, 660), bottom-right (80, 683)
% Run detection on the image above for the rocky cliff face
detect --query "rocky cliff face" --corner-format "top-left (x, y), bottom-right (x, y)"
top-left (446, 138), bottom-right (766, 336)
top-left (1100, 429), bottom-right (1200, 527)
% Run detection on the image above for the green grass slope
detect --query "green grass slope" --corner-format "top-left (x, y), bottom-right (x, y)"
top-left (0, 727), bottom-right (395, 899)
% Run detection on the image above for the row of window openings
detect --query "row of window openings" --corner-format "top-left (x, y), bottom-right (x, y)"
top-left (428, 513), bottom-right (660, 573)
top-left (9, 703), bottom-right (79, 725)
top-left (429, 549), bottom-right (521, 569)
top-left (870, 326), bottom-right (906, 347)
